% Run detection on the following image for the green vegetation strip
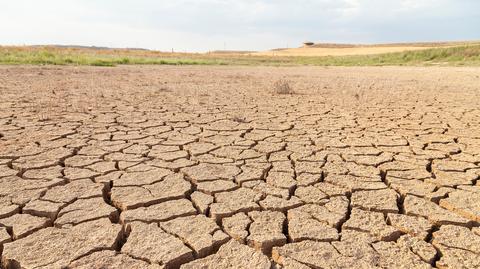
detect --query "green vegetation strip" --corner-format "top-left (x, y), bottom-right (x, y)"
top-left (1, 45), bottom-right (479, 67)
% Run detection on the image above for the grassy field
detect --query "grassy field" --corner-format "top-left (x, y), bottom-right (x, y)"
top-left (0, 44), bottom-right (479, 67)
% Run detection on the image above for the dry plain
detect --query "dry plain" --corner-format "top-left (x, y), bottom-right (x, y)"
top-left (0, 65), bottom-right (480, 268)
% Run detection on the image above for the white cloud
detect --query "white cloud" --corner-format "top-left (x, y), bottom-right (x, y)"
top-left (0, 0), bottom-right (478, 52)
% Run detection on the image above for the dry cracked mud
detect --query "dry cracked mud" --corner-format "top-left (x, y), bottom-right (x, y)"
top-left (0, 65), bottom-right (479, 268)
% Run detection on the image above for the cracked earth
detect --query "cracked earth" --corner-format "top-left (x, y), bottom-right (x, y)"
top-left (0, 65), bottom-right (479, 268)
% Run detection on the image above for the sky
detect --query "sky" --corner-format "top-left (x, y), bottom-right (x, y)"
top-left (1, 0), bottom-right (479, 52)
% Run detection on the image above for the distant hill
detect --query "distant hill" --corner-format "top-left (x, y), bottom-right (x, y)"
top-left (31, 44), bottom-right (150, 51)
top-left (257, 40), bottom-right (480, 57)
top-left (305, 41), bottom-right (479, 48)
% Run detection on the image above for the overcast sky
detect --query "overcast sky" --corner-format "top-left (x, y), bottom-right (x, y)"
top-left (1, 0), bottom-right (479, 52)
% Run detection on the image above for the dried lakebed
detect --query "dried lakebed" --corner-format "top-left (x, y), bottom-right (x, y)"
top-left (0, 65), bottom-right (479, 268)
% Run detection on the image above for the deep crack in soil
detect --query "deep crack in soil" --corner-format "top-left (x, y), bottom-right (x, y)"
top-left (0, 65), bottom-right (479, 268)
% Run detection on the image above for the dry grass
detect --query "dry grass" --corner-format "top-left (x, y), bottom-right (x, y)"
top-left (273, 79), bottom-right (295, 95)
top-left (1, 44), bottom-right (480, 66)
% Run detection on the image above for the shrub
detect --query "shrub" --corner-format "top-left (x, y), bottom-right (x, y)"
top-left (273, 79), bottom-right (294, 94)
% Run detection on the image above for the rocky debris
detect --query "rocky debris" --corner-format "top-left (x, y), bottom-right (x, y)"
top-left (180, 240), bottom-right (271, 269)
top-left (122, 222), bottom-right (194, 267)
top-left (1, 218), bottom-right (122, 268)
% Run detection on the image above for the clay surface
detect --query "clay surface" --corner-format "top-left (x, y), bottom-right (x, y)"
top-left (1, 65), bottom-right (479, 268)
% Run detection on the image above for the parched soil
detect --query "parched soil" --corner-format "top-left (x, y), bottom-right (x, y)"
top-left (0, 65), bottom-right (479, 268)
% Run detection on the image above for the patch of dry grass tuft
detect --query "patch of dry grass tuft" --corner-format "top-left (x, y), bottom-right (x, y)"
top-left (273, 79), bottom-right (294, 95)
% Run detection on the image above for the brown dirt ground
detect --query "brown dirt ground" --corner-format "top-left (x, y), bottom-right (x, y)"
top-left (0, 65), bottom-right (479, 268)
